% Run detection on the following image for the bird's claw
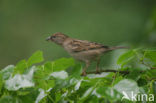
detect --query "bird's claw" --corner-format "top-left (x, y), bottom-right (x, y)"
top-left (81, 72), bottom-right (87, 76)
top-left (96, 70), bottom-right (101, 74)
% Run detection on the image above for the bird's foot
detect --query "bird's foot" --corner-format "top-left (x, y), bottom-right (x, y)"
top-left (96, 70), bottom-right (101, 74)
top-left (81, 72), bottom-right (87, 76)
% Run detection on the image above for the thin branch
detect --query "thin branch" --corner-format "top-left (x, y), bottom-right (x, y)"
top-left (151, 67), bottom-right (156, 69)
top-left (140, 59), bottom-right (156, 70)
top-left (87, 69), bottom-right (145, 75)
top-left (87, 70), bottom-right (130, 75)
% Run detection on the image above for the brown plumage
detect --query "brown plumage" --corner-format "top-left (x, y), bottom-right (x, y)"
top-left (46, 32), bottom-right (127, 76)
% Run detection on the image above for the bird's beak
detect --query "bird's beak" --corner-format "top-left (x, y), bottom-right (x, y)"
top-left (46, 36), bottom-right (51, 41)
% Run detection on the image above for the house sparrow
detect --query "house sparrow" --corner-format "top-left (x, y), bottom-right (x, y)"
top-left (46, 32), bottom-right (127, 76)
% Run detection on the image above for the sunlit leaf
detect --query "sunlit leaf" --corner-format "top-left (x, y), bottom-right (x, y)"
top-left (0, 65), bottom-right (14, 80)
top-left (13, 59), bottom-right (27, 75)
top-left (87, 72), bottom-right (110, 79)
top-left (52, 58), bottom-right (74, 71)
top-left (44, 61), bottom-right (53, 73)
top-left (50, 71), bottom-right (68, 79)
top-left (35, 78), bottom-right (55, 90)
top-left (0, 50), bottom-right (155, 103)
top-left (96, 87), bottom-right (122, 101)
top-left (34, 61), bottom-right (53, 80)
top-left (75, 79), bottom-right (83, 91)
top-left (114, 79), bottom-right (140, 101)
top-left (81, 87), bottom-right (94, 100)
top-left (35, 89), bottom-right (47, 103)
top-left (5, 66), bottom-right (35, 91)
top-left (27, 51), bottom-right (44, 67)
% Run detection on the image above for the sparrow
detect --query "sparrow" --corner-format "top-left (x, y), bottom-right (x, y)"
top-left (46, 32), bottom-right (127, 76)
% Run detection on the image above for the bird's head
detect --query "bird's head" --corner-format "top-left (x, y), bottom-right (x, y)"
top-left (46, 32), bottom-right (69, 45)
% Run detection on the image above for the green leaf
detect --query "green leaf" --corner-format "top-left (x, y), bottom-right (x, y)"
top-left (114, 79), bottom-right (140, 101)
top-left (144, 49), bottom-right (156, 64)
top-left (35, 79), bottom-right (55, 90)
top-left (34, 62), bottom-right (53, 81)
top-left (112, 76), bottom-right (123, 86)
top-left (125, 69), bottom-right (142, 81)
top-left (18, 88), bottom-right (39, 103)
top-left (96, 87), bottom-right (122, 101)
top-left (0, 73), bottom-right (3, 93)
top-left (0, 65), bottom-right (14, 80)
top-left (87, 72), bottom-right (110, 79)
top-left (137, 78), bottom-right (147, 87)
top-left (83, 95), bottom-right (99, 103)
top-left (117, 50), bottom-right (135, 66)
top-left (0, 96), bottom-right (16, 103)
top-left (13, 59), bottom-right (27, 75)
top-left (80, 87), bottom-right (94, 102)
top-left (43, 61), bottom-right (54, 75)
top-left (34, 62), bottom-right (55, 90)
top-left (69, 63), bottom-right (82, 78)
top-left (27, 51), bottom-right (44, 67)
top-left (153, 81), bottom-right (156, 95)
top-left (52, 58), bottom-right (75, 71)
top-left (146, 69), bottom-right (156, 78)
top-left (5, 66), bottom-right (35, 91)
top-left (51, 71), bottom-right (68, 79)
top-left (2, 50), bottom-right (155, 102)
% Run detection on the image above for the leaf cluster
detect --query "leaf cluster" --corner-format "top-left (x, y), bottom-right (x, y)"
top-left (0, 49), bottom-right (156, 103)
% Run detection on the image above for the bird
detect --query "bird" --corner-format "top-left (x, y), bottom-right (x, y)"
top-left (46, 32), bottom-right (127, 76)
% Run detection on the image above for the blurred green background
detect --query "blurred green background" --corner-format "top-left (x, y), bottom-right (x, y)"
top-left (0, 0), bottom-right (156, 69)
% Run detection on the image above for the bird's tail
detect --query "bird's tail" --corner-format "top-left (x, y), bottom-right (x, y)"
top-left (108, 46), bottom-right (129, 51)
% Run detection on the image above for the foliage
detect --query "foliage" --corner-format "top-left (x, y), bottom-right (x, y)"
top-left (0, 49), bottom-right (156, 103)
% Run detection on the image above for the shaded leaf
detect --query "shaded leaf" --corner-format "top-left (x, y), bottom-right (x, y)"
top-left (0, 96), bottom-right (16, 103)
top-left (117, 50), bottom-right (135, 66)
top-left (146, 69), bottom-right (156, 78)
top-left (68, 63), bottom-right (82, 78)
top-left (80, 87), bottom-right (94, 101)
top-left (144, 49), bottom-right (156, 64)
top-left (0, 73), bottom-right (3, 93)
top-left (125, 69), bottom-right (142, 81)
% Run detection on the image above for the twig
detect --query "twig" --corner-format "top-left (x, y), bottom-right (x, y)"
top-left (151, 67), bottom-right (156, 69)
top-left (111, 72), bottom-right (118, 86)
top-left (87, 70), bottom-right (130, 75)
top-left (140, 59), bottom-right (156, 70)
top-left (87, 70), bottom-right (145, 75)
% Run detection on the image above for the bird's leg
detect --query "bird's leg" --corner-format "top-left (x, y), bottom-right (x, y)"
top-left (81, 61), bottom-right (90, 76)
top-left (96, 57), bottom-right (101, 74)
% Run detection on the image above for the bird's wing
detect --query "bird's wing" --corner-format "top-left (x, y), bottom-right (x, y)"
top-left (68, 39), bottom-right (109, 52)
